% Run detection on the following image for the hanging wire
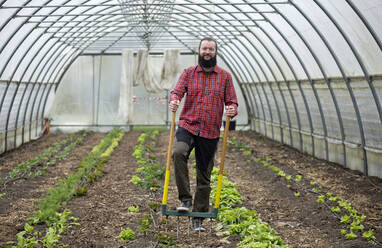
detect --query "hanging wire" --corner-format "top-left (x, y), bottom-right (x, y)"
top-left (118, 0), bottom-right (176, 50)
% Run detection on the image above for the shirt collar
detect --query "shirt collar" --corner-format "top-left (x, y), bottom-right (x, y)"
top-left (196, 64), bottom-right (218, 73)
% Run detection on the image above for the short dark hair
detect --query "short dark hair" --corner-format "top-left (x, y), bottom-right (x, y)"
top-left (198, 37), bottom-right (218, 52)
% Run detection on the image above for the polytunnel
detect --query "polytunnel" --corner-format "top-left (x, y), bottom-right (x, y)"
top-left (0, 0), bottom-right (382, 178)
top-left (1, 1), bottom-right (382, 247)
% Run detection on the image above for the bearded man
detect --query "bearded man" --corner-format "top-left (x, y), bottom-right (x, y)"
top-left (168, 37), bottom-right (238, 231)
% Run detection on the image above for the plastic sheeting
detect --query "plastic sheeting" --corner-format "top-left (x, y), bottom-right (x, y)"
top-left (118, 50), bottom-right (134, 123)
top-left (133, 49), bottom-right (180, 93)
top-left (118, 49), bottom-right (180, 123)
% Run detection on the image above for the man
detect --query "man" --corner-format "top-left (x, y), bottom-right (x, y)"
top-left (169, 37), bottom-right (238, 231)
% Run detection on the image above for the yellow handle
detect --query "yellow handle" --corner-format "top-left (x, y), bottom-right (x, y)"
top-left (162, 111), bottom-right (176, 205)
top-left (214, 116), bottom-right (231, 209)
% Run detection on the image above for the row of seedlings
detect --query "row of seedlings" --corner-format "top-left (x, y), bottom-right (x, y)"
top-left (167, 134), bottom-right (290, 247)
top-left (121, 131), bottom-right (176, 247)
top-left (0, 130), bottom-right (90, 198)
top-left (6, 128), bottom-right (124, 248)
top-left (209, 161), bottom-right (291, 247)
top-left (130, 130), bottom-right (165, 194)
top-left (228, 136), bottom-right (380, 246)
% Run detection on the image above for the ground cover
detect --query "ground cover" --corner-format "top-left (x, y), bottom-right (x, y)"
top-left (0, 129), bottom-right (381, 248)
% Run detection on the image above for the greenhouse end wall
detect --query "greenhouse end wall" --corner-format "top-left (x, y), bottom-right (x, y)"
top-left (48, 54), bottom-right (248, 131)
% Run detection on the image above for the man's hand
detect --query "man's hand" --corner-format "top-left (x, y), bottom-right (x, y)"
top-left (225, 105), bottom-right (236, 117)
top-left (169, 100), bottom-right (180, 112)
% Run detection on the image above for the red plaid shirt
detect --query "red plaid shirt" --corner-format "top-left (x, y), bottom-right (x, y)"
top-left (170, 64), bottom-right (238, 139)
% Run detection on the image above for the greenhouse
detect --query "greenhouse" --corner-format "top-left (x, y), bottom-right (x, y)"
top-left (0, 0), bottom-right (381, 247)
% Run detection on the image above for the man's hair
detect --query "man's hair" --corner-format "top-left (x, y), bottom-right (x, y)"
top-left (198, 37), bottom-right (218, 52)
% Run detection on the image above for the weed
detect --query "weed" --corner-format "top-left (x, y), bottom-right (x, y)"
top-left (137, 214), bottom-right (153, 236)
top-left (74, 186), bottom-right (88, 196)
top-left (154, 232), bottom-right (176, 247)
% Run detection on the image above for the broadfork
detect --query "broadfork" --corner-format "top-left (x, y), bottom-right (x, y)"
top-left (161, 111), bottom-right (231, 238)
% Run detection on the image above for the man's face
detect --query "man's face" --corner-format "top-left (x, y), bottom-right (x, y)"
top-left (198, 40), bottom-right (217, 68)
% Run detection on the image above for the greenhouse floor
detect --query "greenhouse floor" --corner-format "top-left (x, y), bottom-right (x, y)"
top-left (0, 130), bottom-right (381, 248)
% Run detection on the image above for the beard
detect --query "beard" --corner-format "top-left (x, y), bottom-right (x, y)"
top-left (198, 54), bottom-right (217, 68)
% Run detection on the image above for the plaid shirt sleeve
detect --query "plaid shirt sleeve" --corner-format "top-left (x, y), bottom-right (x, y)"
top-left (224, 72), bottom-right (238, 116)
top-left (169, 68), bottom-right (188, 102)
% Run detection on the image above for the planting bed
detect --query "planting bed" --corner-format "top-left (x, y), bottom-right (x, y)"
top-left (0, 129), bottom-right (381, 248)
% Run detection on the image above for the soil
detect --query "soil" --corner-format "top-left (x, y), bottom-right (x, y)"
top-left (0, 130), bottom-right (381, 248)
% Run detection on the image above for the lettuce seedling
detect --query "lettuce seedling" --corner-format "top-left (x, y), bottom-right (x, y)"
top-left (362, 229), bottom-right (375, 241)
top-left (295, 175), bottom-right (302, 182)
top-left (119, 228), bottom-right (135, 241)
top-left (341, 215), bottom-right (350, 224)
top-left (317, 195), bottom-right (325, 204)
top-left (128, 206), bottom-right (139, 212)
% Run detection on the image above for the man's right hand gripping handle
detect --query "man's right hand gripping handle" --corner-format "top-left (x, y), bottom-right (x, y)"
top-left (169, 99), bottom-right (180, 112)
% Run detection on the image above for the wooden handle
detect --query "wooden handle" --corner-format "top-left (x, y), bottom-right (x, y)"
top-left (162, 111), bottom-right (176, 205)
top-left (214, 115), bottom-right (231, 209)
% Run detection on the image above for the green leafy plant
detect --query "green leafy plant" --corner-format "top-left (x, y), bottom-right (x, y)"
top-left (128, 205), bottom-right (139, 212)
top-left (210, 168), bottom-right (242, 209)
top-left (345, 232), bottom-right (357, 240)
top-left (362, 229), bottom-right (375, 241)
top-left (278, 170), bottom-right (286, 177)
top-left (130, 175), bottom-right (142, 185)
top-left (9, 210), bottom-right (78, 248)
top-left (331, 206), bottom-right (341, 213)
top-left (261, 161), bottom-right (268, 167)
top-left (242, 150), bottom-right (252, 156)
top-left (329, 196), bottom-right (338, 202)
top-left (252, 157), bottom-right (260, 162)
top-left (148, 202), bottom-right (160, 212)
top-left (137, 214), bottom-right (153, 236)
top-left (8, 223), bottom-right (40, 248)
top-left (154, 232), bottom-right (175, 247)
top-left (317, 195), bottom-right (325, 204)
top-left (74, 186), bottom-right (88, 196)
top-left (350, 221), bottom-right (364, 233)
top-left (119, 228), bottom-right (135, 241)
top-left (312, 187), bottom-right (320, 193)
top-left (341, 215), bottom-right (350, 224)
top-left (295, 175), bottom-right (302, 182)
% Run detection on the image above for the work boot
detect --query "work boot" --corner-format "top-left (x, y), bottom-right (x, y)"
top-left (176, 200), bottom-right (192, 212)
top-left (192, 218), bottom-right (206, 232)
